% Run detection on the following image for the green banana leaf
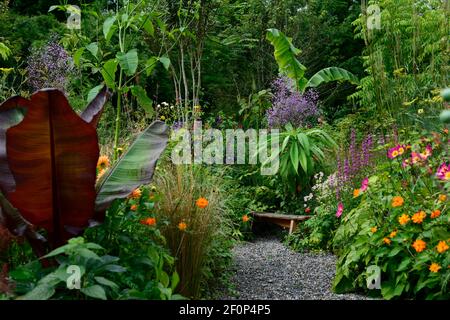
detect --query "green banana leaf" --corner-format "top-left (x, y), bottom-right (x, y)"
top-left (304, 67), bottom-right (359, 91)
top-left (95, 121), bottom-right (169, 213)
top-left (266, 28), bottom-right (307, 90)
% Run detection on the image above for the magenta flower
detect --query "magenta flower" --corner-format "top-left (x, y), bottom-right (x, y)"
top-left (336, 202), bottom-right (344, 218)
top-left (387, 144), bottom-right (407, 159)
top-left (419, 144), bottom-right (432, 160)
top-left (436, 163), bottom-right (450, 180)
top-left (387, 146), bottom-right (399, 159)
top-left (360, 177), bottom-right (369, 192)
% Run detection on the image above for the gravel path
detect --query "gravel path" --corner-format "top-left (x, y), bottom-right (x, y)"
top-left (222, 236), bottom-right (368, 300)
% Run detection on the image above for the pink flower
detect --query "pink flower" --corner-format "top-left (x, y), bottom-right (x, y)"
top-left (436, 163), bottom-right (450, 180)
top-left (419, 144), bottom-right (432, 160)
top-left (411, 152), bottom-right (422, 164)
top-left (360, 177), bottom-right (369, 191)
top-left (336, 202), bottom-right (344, 218)
top-left (387, 146), bottom-right (399, 159)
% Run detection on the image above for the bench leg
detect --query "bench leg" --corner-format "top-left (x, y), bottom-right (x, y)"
top-left (289, 220), bottom-right (294, 234)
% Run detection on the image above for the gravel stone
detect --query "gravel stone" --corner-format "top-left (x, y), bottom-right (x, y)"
top-left (221, 236), bottom-right (369, 300)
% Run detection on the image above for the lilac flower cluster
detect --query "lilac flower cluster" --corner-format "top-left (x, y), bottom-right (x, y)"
top-left (26, 39), bottom-right (74, 92)
top-left (266, 76), bottom-right (320, 128)
top-left (333, 130), bottom-right (374, 199)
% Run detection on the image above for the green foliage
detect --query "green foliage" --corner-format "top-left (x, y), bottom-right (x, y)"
top-left (268, 124), bottom-right (336, 193)
top-left (266, 28), bottom-right (359, 93)
top-left (350, 0), bottom-right (447, 120)
top-left (332, 130), bottom-right (449, 299)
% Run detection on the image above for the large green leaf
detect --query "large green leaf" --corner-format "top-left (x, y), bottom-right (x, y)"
top-left (101, 59), bottom-right (118, 90)
top-left (266, 29), bottom-right (307, 90)
top-left (130, 85), bottom-right (154, 117)
top-left (81, 285), bottom-right (107, 300)
top-left (305, 67), bottom-right (359, 90)
top-left (117, 49), bottom-right (138, 76)
top-left (103, 16), bottom-right (117, 41)
top-left (289, 142), bottom-right (299, 173)
top-left (95, 121), bottom-right (169, 213)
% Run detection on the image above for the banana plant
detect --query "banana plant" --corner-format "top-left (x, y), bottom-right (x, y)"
top-left (266, 28), bottom-right (359, 93)
top-left (0, 88), bottom-right (169, 252)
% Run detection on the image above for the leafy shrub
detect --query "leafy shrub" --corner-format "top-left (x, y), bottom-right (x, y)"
top-left (332, 129), bottom-right (449, 299)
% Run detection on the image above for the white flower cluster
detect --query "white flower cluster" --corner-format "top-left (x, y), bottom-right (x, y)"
top-left (311, 171), bottom-right (324, 191)
top-left (157, 102), bottom-right (174, 109)
top-left (303, 192), bottom-right (313, 207)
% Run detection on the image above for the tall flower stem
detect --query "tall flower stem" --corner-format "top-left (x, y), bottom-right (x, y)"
top-left (113, 70), bottom-right (123, 160)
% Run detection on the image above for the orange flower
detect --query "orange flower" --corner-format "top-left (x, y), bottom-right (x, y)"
top-left (411, 210), bottom-right (426, 224)
top-left (242, 215), bottom-right (250, 223)
top-left (353, 188), bottom-right (361, 198)
top-left (370, 226), bottom-right (377, 233)
top-left (97, 168), bottom-right (107, 180)
top-left (130, 204), bottom-right (138, 211)
top-left (389, 230), bottom-right (397, 238)
top-left (429, 263), bottom-right (441, 273)
top-left (140, 217), bottom-right (156, 226)
top-left (97, 155), bottom-right (110, 170)
top-left (412, 239), bottom-right (426, 253)
top-left (398, 214), bottom-right (410, 225)
top-left (438, 194), bottom-right (447, 202)
top-left (128, 188), bottom-right (142, 199)
top-left (391, 196), bottom-right (404, 207)
top-left (437, 241), bottom-right (449, 253)
top-left (178, 222), bottom-right (187, 231)
top-left (305, 207), bottom-right (311, 213)
top-left (196, 197), bottom-right (209, 209)
top-left (431, 209), bottom-right (441, 219)
top-left (383, 237), bottom-right (391, 245)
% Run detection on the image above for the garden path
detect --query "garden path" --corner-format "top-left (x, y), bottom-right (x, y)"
top-left (222, 236), bottom-right (369, 300)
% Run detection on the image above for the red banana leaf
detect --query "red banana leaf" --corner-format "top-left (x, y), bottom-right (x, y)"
top-left (5, 90), bottom-right (100, 247)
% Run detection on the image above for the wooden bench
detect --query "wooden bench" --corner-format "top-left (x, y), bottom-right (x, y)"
top-left (251, 212), bottom-right (311, 234)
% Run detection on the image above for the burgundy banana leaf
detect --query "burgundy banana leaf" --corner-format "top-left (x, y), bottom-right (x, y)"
top-left (3, 90), bottom-right (100, 246)
top-left (0, 87), bottom-right (169, 253)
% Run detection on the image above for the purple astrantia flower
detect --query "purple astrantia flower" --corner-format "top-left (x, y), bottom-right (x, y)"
top-left (266, 76), bottom-right (320, 128)
top-left (26, 39), bottom-right (74, 92)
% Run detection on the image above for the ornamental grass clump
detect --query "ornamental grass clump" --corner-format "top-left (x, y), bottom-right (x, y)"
top-left (154, 164), bottom-right (228, 298)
